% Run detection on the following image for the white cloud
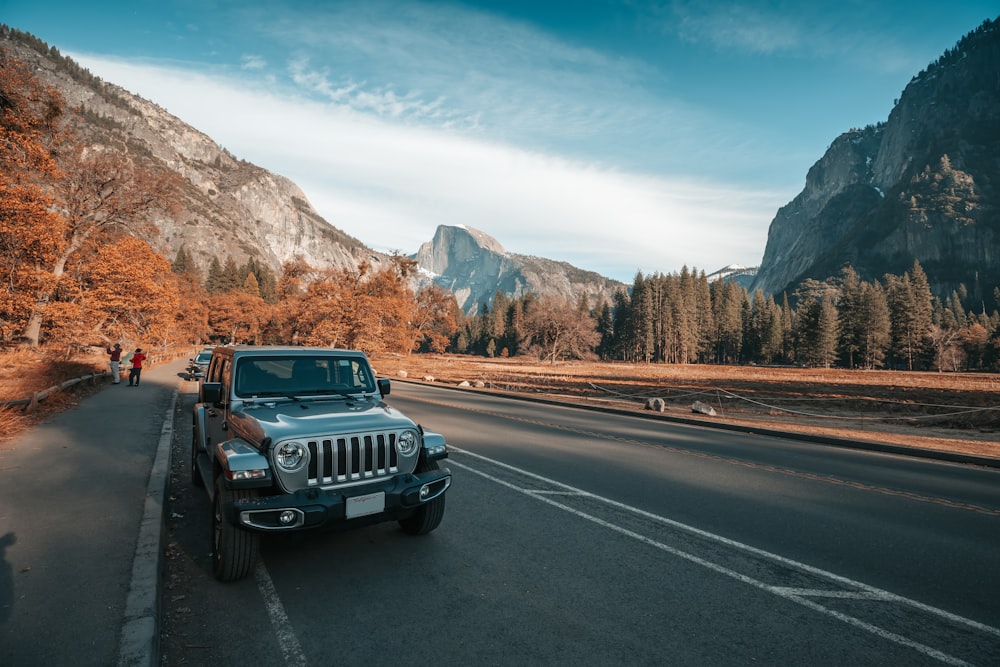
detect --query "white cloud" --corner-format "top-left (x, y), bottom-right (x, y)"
top-left (240, 54), bottom-right (267, 70)
top-left (70, 53), bottom-right (779, 282)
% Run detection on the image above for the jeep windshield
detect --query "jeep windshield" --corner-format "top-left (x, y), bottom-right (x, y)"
top-left (234, 355), bottom-right (377, 399)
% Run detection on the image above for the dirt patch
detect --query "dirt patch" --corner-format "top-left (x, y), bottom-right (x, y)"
top-left (373, 354), bottom-right (1000, 461)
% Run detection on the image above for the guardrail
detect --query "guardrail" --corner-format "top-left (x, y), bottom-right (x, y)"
top-left (1, 350), bottom-right (192, 413)
top-left (1, 372), bottom-right (110, 412)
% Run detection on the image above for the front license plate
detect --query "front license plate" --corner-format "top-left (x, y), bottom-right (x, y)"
top-left (346, 491), bottom-right (385, 518)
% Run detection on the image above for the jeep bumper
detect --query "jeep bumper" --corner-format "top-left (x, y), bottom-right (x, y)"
top-left (226, 467), bottom-right (451, 532)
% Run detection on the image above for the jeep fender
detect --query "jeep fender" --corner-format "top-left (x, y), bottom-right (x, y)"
top-left (420, 429), bottom-right (449, 463)
top-left (214, 438), bottom-right (273, 488)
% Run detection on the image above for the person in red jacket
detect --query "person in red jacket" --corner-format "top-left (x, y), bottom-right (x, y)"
top-left (128, 348), bottom-right (147, 386)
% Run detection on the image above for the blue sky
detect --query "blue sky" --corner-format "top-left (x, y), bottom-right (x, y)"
top-left (5, 1), bottom-right (996, 282)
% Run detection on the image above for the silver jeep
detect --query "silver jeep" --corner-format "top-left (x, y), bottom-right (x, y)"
top-left (192, 345), bottom-right (451, 581)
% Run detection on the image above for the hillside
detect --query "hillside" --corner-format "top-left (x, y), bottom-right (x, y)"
top-left (752, 18), bottom-right (1000, 300)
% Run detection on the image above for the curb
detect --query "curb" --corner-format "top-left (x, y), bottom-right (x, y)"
top-left (117, 389), bottom-right (178, 667)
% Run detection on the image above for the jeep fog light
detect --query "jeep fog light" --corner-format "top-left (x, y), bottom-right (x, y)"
top-left (396, 430), bottom-right (418, 456)
top-left (279, 510), bottom-right (297, 525)
top-left (276, 441), bottom-right (307, 471)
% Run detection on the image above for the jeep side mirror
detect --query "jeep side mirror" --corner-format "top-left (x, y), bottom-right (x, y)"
top-left (201, 382), bottom-right (223, 405)
top-left (377, 378), bottom-right (391, 396)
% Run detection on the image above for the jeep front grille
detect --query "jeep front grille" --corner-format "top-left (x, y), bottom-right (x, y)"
top-left (305, 431), bottom-right (399, 486)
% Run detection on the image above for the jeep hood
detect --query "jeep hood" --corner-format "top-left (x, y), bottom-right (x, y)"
top-left (227, 399), bottom-right (417, 444)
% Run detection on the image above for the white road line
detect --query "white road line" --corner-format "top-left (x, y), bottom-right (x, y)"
top-left (256, 562), bottom-right (308, 667)
top-left (450, 447), bottom-right (998, 666)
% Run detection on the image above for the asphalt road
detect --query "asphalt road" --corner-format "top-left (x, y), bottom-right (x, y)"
top-left (161, 380), bottom-right (1000, 666)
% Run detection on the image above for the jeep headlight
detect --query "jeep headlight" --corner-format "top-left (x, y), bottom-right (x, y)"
top-left (396, 429), bottom-right (418, 456)
top-left (275, 441), bottom-right (307, 471)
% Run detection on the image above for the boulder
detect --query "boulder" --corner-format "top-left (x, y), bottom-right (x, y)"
top-left (691, 400), bottom-right (717, 416)
top-left (645, 397), bottom-right (666, 412)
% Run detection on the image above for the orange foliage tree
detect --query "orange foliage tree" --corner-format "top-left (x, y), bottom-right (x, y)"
top-left (0, 47), bottom-right (178, 347)
top-left (46, 236), bottom-right (182, 347)
top-left (0, 48), bottom-right (67, 342)
top-left (289, 256), bottom-right (418, 356)
top-left (207, 291), bottom-right (270, 344)
top-left (410, 285), bottom-right (459, 353)
top-left (18, 143), bottom-right (177, 346)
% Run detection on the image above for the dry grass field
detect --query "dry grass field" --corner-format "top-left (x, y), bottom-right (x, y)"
top-left (2, 348), bottom-right (997, 461)
top-left (375, 354), bottom-right (1000, 461)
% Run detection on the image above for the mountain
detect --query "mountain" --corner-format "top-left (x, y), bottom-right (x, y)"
top-left (706, 264), bottom-right (758, 289)
top-left (412, 225), bottom-right (626, 314)
top-left (0, 27), bottom-right (382, 279)
top-left (751, 18), bottom-right (1000, 301)
top-left (2, 27), bottom-right (621, 310)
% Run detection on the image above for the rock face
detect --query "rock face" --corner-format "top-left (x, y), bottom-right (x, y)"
top-left (412, 225), bottom-right (626, 314)
top-left (752, 19), bottom-right (1000, 299)
top-left (2, 28), bottom-right (381, 278)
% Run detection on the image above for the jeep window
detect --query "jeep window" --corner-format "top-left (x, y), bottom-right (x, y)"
top-left (234, 355), bottom-right (376, 398)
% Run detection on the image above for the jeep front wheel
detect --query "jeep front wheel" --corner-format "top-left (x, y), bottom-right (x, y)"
top-left (212, 476), bottom-right (260, 581)
top-left (399, 459), bottom-right (446, 535)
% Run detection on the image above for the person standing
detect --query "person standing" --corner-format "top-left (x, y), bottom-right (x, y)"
top-left (106, 343), bottom-right (123, 384)
top-left (128, 348), bottom-right (147, 386)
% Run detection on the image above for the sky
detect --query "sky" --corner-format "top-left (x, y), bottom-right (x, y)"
top-left (4, 1), bottom-right (997, 283)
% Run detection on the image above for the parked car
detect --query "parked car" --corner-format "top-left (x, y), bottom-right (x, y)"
top-left (185, 348), bottom-right (213, 381)
top-left (191, 345), bottom-right (451, 581)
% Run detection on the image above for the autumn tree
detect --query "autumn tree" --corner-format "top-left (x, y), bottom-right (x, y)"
top-left (0, 48), bottom-right (66, 342)
top-left (290, 256), bottom-right (418, 356)
top-left (207, 290), bottom-right (270, 344)
top-left (19, 141), bottom-right (177, 346)
top-left (521, 295), bottom-right (600, 363)
top-left (410, 285), bottom-right (459, 353)
top-left (44, 235), bottom-right (182, 347)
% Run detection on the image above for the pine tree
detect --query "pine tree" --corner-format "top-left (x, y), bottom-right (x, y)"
top-left (205, 256), bottom-right (224, 294)
top-left (858, 281), bottom-right (891, 369)
top-left (836, 266), bottom-right (863, 368)
top-left (887, 261), bottom-right (935, 370)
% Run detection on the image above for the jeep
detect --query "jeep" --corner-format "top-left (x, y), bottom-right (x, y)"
top-left (191, 345), bottom-right (451, 581)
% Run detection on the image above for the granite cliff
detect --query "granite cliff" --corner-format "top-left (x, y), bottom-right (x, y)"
top-left (752, 18), bottom-right (1000, 301)
top-left (0, 28), bottom-right (380, 278)
top-left (412, 225), bottom-right (625, 315)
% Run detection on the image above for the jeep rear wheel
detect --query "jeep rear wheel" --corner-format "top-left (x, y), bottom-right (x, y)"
top-left (212, 476), bottom-right (260, 582)
top-left (399, 459), bottom-right (446, 535)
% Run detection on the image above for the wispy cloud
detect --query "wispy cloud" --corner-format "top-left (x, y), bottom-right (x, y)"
top-left (660, 1), bottom-right (940, 76)
top-left (669, 3), bottom-right (803, 54)
top-left (240, 54), bottom-right (267, 70)
top-left (67, 53), bottom-right (781, 281)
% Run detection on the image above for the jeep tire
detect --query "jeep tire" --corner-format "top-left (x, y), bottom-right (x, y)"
top-left (212, 475), bottom-right (260, 581)
top-left (398, 459), bottom-right (446, 535)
